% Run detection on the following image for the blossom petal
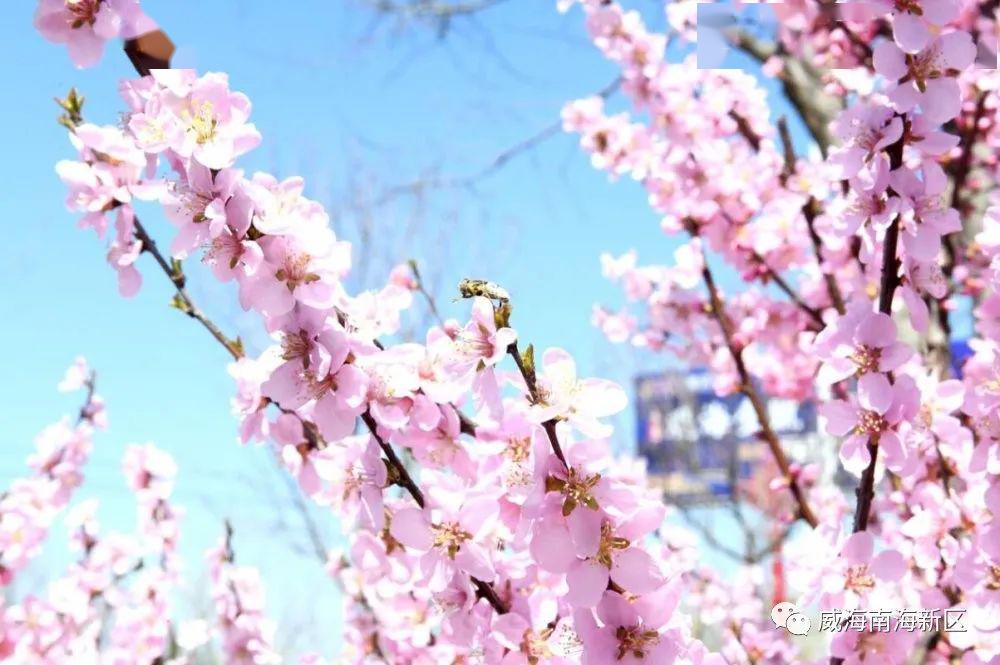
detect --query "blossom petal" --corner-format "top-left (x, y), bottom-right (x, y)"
top-left (871, 549), bottom-right (906, 582)
top-left (820, 400), bottom-right (858, 437)
top-left (873, 41), bottom-right (907, 80)
top-left (892, 14), bottom-right (930, 53)
top-left (455, 543), bottom-right (495, 582)
top-left (920, 78), bottom-right (962, 124)
top-left (858, 372), bottom-right (893, 414)
top-left (611, 547), bottom-right (663, 595)
top-left (531, 524), bottom-right (577, 573)
top-left (840, 434), bottom-right (872, 475)
top-left (566, 560), bottom-right (609, 608)
top-left (842, 531), bottom-right (874, 566)
top-left (390, 508), bottom-right (433, 551)
top-left (879, 342), bottom-right (913, 372)
top-left (568, 506), bottom-right (602, 558)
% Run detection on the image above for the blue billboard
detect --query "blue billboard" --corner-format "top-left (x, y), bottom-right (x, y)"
top-left (635, 370), bottom-right (817, 503)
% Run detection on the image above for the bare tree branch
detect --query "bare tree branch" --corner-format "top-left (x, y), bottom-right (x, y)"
top-left (362, 0), bottom-right (510, 37)
top-left (371, 77), bottom-right (622, 206)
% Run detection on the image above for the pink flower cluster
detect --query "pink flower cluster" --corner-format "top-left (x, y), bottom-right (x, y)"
top-left (0, 363), bottom-right (190, 663)
top-left (43, 48), bottom-right (742, 660)
top-left (26, 0), bottom-right (1000, 662)
top-left (35, 0), bottom-right (156, 68)
top-left (206, 530), bottom-right (282, 665)
top-left (0, 359), bottom-right (102, 588)
top-left (563, 0), bottom-right (999, 662)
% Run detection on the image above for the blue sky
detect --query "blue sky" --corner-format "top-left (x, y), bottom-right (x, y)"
top-left (2, 0), bottom-right (818, 657)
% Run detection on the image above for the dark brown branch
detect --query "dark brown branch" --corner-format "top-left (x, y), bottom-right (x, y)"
top-left (830, 124), bottom-right (906, 665)
top-left (77, 371), bottom-right (98, 425)
top-left (694, 235), bottom-right (819, 528)
top-left (775, 117), bottom-right (845, 316)
top-left (804, 199), bottom-right (846, 315)
top-left (506, 340), bottom-right (568, 468)
top-left (723, 28), bottom-right (840, 153)
top-left (853, 125), bottom-right (905, 532)
top-left (728, 110), bottom-right (761, 152)
top-left (760, 259), bottom-right (825, 328)
top-left (132, 219), bottom-right (244, 360)
top-left (848, 213), bottom-right (900, 540)
top-left (360, 412), bottom-right (508, 614)
top-left (362, 412), bottom-right (426, 508)
top-left (776, 117), bottom-right (797, 183)
top-left (124, 31), bottom-right (175, 76)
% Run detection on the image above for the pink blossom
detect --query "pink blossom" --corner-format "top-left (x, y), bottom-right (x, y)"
top-left (163, 162), bottom-right (243, 258)
top-left (262, 335), bottom-right (368, 441)
top-left (122, 443), bottom-right (177, 499)
top-left (874, 32), bottom-right (977, 122)
top-left (455, 297), bottom-right (517, 368)
top-left (869, 0), bottom-right (961, 53)
top-left (390, 490), bottom-right (499, 589)
top-left (817, 531), bottom-right (907, 610)
top-left (58, 357), bottom-right (91, 392)
top-left (574, 586), bottom-right (680, 664)
top-left (820, 372), bottom-right (919, 474)
top-left (147, 71), bottom-right (262, 169)
top-left (243, 228), bottom-right (348, 318)
top-left (34, 0), bottom-right (156, 68)
top-left (530, 348), bottom-right (627, 438)
top-left (829, 104), bottom-right (903, 183)
top-left (816, 310), bottom-right (912, 384)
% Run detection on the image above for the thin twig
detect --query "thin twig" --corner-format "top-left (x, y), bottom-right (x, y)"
top-left (77, 371), bottom-right (98, 425)
top-left (693, 233), bottom-right (819, 529)
top-left (723, 28), bottom-right (840, 153)
top-left (759, 259), bottom-right (826, 328)
top-left (506, 340), bottom-right (568, 467)
top-left (132, 219), bottom-right (244, 360)
top-left (804, 198), bottom-right (846, 315)
top-left (776, 117), bottom-right (797, 184)
top-left (407, 259), bottom-right (445, 327)
top-left (715, 126), bottom-right (827, 328)
top-left (728, 110), bottom-right (761, 152)
top-left (371, 77), bottom-right (621, 206)
top-left (362, 412), bottom-right (426, 508)
top-left (775, 117), bottom-right (845, 315)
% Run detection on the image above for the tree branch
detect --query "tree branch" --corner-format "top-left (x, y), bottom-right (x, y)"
top-left (830, 123), bottom-right (906, 665)
top-left (692, 230), bottom-right (819, 529)
top-left (506, 340), bottom-right (568, 468)
top-left (723, 28), bottom-right (840, 153)
top-left (132, 219), bottom-right (244, 360)
top-left (407, 259), bottom-right (445, 328)
top-left (776, 116), bottom-right (846, 316)
top-left (114, 26), bottom-right (510, 619)
top-left (371, 77), bottom-right (621, 206)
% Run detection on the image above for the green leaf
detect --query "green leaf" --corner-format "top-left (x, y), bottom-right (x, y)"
top-left (522, 344), bottom-right (535, 381)
top-left (169, 294), bottom-right (189, 313)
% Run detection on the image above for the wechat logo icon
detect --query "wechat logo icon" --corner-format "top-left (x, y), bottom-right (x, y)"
top-left (771, 602), bottom-right (812, 636)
